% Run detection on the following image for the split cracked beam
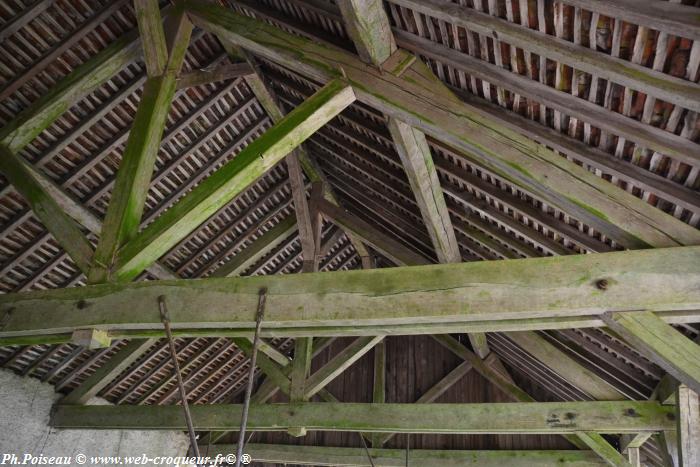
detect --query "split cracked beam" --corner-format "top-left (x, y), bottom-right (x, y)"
top-left (51, 401), bottom-right (675, 434)
top-left (1, 246), bottom-right (699, 344)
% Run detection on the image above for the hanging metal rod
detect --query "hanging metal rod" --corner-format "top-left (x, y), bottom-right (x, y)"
top-left (235, 287), bottom-right (267, 467)
top-left (159, 295), bottom-right (200, 459)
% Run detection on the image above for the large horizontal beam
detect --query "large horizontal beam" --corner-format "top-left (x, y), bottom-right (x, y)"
top-left (202, 443), bottom-right (609, 466)
top-left (111, 79), bottom-right (355, 281)
top-left (184, 0), bottom-right (700, 249)
top-left (51, 401), bottom-right (674, 434)
top-left (0, 247), bottom-right (698, 343)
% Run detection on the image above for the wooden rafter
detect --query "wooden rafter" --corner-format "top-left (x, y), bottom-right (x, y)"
top-left (184, 0), bottom-right (700, 251)
top-left (0, 148), bottom-right (94, 275)
top-left (90, 3), bottom-right (193, 282)
top-left (110, 79), bottom-right (355, 281)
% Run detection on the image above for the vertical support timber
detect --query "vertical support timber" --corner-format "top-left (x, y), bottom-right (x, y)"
top-left (677, 385), bottom-right (700, 467)
top-left (290, 337), bottom-right (313, 402)
top-left (337, 0), bottom-right (396, 67)
top-left (371, 339), bottom-right (386, 447)
top-left (89, 4), bottom-right (192, 282)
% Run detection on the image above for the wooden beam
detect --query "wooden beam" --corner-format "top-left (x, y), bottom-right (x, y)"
top-left (200, 443), bottom-right (609, 466)
top-left (387, 118), bottom-right (461, 264)
top-left (602, 311), bottom-right (700, 395)
top-left (211, 216), bottom-right (298, 277)
top-left (316, 197), bottom-right (430, 266)
top-left (290, 337), bottom-right (313, 401)
top-left (575, 431), bottom-right (633, 467)
top-left (134, 0), bottom-right (168, 77)
top-left (0, 147), bottom-right (94, 275)
top-left (394, 29), bottom-right (699, 169)
top-left (184, 1), bottom-right (700, 249)
top-left (89, 6), bottom-right (193, 283)
top-left (374, 359), bottom-right (473, 446)
top-left (0, 12), bottom-right (147, 153)
top-left (337, 0), bottom-right (396, 66)
top-left (1, 247), bottom-right (699, 343)
top-left (287, 152), bottom-right (316, 272)
top-left (175, 62), bottom-right (253, 89)
top-left (51, 400), bottom-right (675, 433)
top-left (556, 0), bottom-right (700, 41)
top-left (304, 336), bottom-right (382, 399)
top-left (61, 339), bottom-right (156, 405)
top-left (234, 53), bottom-right (372, 262)
top-left (505, 332), bottom-right (624, 401)
top-left (111, 79), bottom-right (355, 281)
top-left (391, 0), bottom-right (700, 113)
top-left (676, 385), bottom-right (700, 467)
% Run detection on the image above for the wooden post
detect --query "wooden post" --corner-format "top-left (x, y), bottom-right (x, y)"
top-left (676, 385), bottom-right (700, 467)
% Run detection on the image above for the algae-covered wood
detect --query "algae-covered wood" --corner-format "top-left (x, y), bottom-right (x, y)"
top-left (184, 0), bottom-right (700, 249)
top-left (112, 79), bottom-right (355, 281)
top-left (1, 247), bottom-right (698, 343)
top-left (51, 401), bottom-right (675, 433)
top-left (603, 311), bottom-right (700, 395)
top-left (202, 443), bottom-right (609, 466)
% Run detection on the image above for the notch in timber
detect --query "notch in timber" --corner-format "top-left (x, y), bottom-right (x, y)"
top-left (71, 329), bottom-right (111, 349)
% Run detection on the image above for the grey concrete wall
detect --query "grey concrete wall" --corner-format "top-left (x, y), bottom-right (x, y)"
top-left (0, 369), bottom-right (189, 466)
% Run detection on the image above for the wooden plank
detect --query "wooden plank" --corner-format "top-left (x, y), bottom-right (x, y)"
top-left (175, 62), bottom-right (253, 89)
top-left (304, 336), bottom-right (382, 399)
top-left (211, 216), bottom-right (298, 277)
top-left (451, 88), bottom-right (700, 215)
top-left (1, 247), bottom-right (700, 343)
top-left (392, 0), bottom-right (700, 112)
top-left (89, 8), bottom-right (193, 283)
top-left (0, 11), bottom-right (148, 153)
top-left (506, 331), bottom-right (624, 401)
top-left (316, 197), bottom-right (430, 266)
top-left (201, 443), bottom-right (609, 466)
top-left (0, 0), bottom-right (53, 43)
top-left (134, 0), bottom-right (168, 76)
top-left (556, 0), bottom-right (700, 41)
top-left (394, 29), bottom-right (700, 168)
top-left (575, 431), bottom-right (633, 467)
top-left (61, 339), bottom-right (156, 405)
top-left (0, 0), bottom-right (130, 103)
top-left (676, 385), bottom-right (700, 467)
top-left (112, 79), bottom-right (355, 281)
top-left (337, 0), bottom-right (396, 66)
top-left (602, 311), bottom-right (700, 395)
top-left (290, 337), bottom-right (313, 401)
top-left (0, 147), bottom-right (94, 275)
top-left (51, 400), bottom-right (675, 433)
top-left (185, 1), bottom-right (700, 249)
